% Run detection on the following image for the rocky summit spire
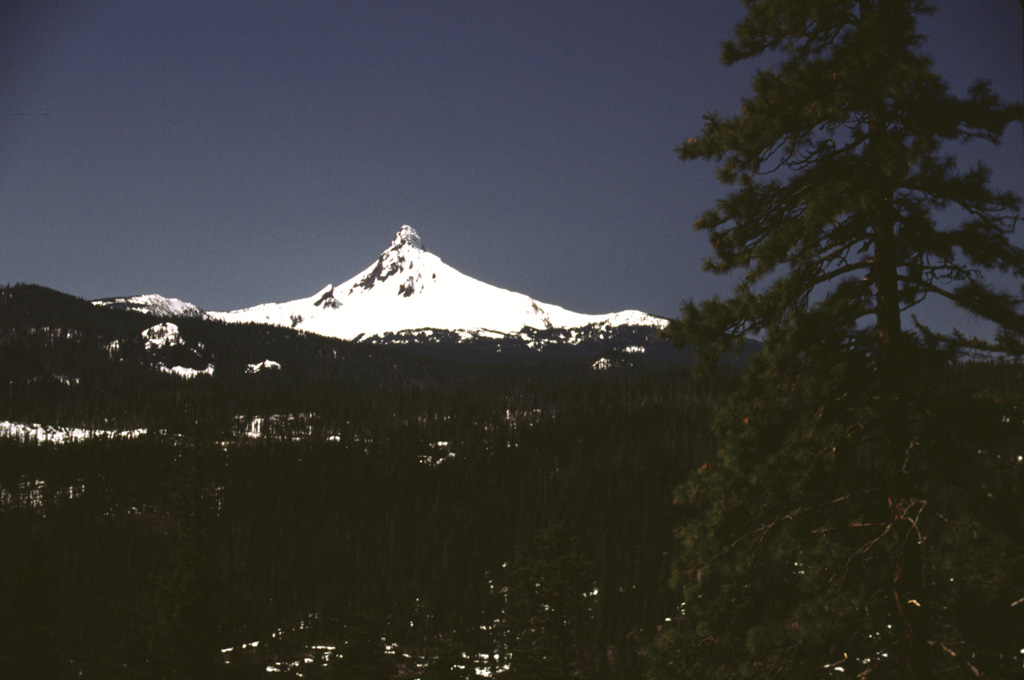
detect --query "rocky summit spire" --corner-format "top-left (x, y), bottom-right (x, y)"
top-left (391, 225), bottom-right (424, 251)
top-left (354, 226), bottom-right (427, 291)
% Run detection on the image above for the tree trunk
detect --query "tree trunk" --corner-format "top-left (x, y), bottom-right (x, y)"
top-left (865, 2), bottom-right (927, 676)
top-left (874, 153), bottom-right (927, 680)
top-left (876, 224), bottom-right (926, 679)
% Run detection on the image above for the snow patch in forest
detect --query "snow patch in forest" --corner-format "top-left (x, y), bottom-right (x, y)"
top-left (246, 359), bottom-right (281, 373)
top-left (419, 441), bottom-right (457, 466)
top-left (233, 413), bottom-right (324, 440)
top-left (140, 321), bottom-right (213, 378)
top-left (142, 321), bottom-right (184, 350)
top-left (28, 373), bottom-right (80, 386)
top-left (0, 420), bottom-right (147, 443)
top-left (0, 478), bottom-right (87, 511)
top-left (158, 363), bottom-right (215, 379)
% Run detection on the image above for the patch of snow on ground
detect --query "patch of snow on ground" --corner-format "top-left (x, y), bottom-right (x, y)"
top-left (159, 364), bottom-right (215, 379)
top-left (419, 441), bottom-right (457, 466)
top-left (0, 478), bottom-right (87, 511)
top-left (246, 359), bottom-right (282, 374)
top-left (233, 413), bottom-right (322, 440)
top-left (142, 322), bottom-right (184, 350)
top-left (0, 420), bottom-right (147, 443)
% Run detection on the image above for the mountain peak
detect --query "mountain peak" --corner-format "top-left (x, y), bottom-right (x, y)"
top-left (207, 224), bottom-right (668, 341)
top-left (352, 225), bottom-right (428, 292)
top-left (391, 225), bottom-right (424, 252)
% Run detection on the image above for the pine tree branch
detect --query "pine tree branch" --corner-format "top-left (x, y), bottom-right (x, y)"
top-left (927, 640), bottom-right (982, 677)
top-left (808, 258), bottom-right (873, 288)
top-left (694, 490), bottom-right (877, 574)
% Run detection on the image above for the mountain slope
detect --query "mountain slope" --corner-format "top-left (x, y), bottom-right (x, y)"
top-left (92, 293), bottom-right (207, 319)
top-left (207, 226), bottom-right (666, 340)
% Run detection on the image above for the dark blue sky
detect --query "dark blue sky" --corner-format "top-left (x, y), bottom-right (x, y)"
top-left (2, 1), bottom-right (1022, 325)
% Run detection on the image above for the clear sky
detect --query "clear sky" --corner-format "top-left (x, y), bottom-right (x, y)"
top-left (2, 1), bottom-right (1022, 325)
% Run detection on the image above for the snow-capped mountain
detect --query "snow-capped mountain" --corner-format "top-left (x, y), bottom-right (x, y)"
top-left (206, 226), bottom-right (666, 341)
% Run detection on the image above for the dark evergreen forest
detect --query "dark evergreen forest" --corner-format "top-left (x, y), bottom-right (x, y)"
top-left (3, 284), bottom-right (1020, 678)
top-left (0, 284), bottom-right (719, 678)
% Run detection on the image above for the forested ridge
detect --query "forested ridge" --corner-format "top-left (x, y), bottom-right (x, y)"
top-left (0, 283), bottom-right (717, 678)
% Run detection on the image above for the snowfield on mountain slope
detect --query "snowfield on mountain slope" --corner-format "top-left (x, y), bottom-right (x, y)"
top-left (93, 293), bottom-right (207, 319)
top-left (207, 226), bottom-right (666, 341)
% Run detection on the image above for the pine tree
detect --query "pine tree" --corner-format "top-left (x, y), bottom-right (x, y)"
top-left (654, 1), bottom-right (1024, 678)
